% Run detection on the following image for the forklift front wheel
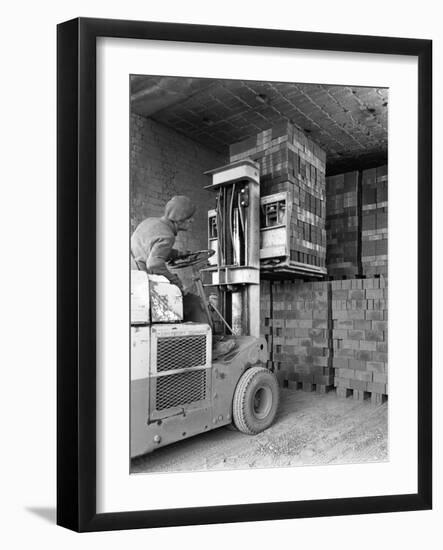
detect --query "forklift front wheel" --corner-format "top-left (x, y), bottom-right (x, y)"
top-left (232, 366), bottom-right (280, 435)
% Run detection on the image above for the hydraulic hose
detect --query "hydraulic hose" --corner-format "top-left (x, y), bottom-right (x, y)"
top-left (229, 183), bottom-right (237, 265)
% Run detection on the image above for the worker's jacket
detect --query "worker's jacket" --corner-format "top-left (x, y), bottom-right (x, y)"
top-left (131, 216), bottom-right (182, 288)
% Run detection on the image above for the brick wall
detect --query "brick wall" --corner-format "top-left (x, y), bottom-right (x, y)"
top-left (332, 277), bottom-right (388, 404)
top-left (326, 165), bottom-right (388, 278)
top-left (326, 171), bottom-right (359, 278)
top-left (130, 113), bottom-right (226, 253)
top-left (261, 277), bottom-right (388, 401)
top-left (361, 166), bottom-right (388, 278)
top-left (260, 280), bottom-right (333, 392)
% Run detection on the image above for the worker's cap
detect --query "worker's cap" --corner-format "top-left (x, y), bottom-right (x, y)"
top-left (164, 195), bottom-right (196, 222)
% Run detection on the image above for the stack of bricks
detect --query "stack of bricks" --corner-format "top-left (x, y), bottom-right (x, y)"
top-left (260, 280), bottom-right (273, 371)
top-left (260, 280), bottom-right (334, 392)
top-left (326, 171), bottom-right (359, 278)
top-left (361, 165), bottom-right (388, 278)
top-left (229, 121), bottom-right (327, 271)
top-left (331, 277), bottom-right (388, 404)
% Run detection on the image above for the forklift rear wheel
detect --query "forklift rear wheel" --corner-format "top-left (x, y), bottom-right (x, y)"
top-left (232, 366), bottom-right (279, 435)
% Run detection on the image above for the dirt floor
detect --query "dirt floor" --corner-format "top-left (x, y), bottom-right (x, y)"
top-left (131, 388), bottom-right (388, 474)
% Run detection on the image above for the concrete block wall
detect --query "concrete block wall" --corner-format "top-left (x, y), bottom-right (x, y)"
top-left (260, 277), bottom-right (388, 401)
top-left (361, 165), bottom-right (388, 278)
top-left (332, 277), bottom-right (388, 403)
top-left (326, 164), bottom-right (388, 279)
top-left (326, 171), bottom-right (359, 278)
top-left (130, 113), bottom-right (226, 253)
top-left (260, 280), bottom-right (333, 392)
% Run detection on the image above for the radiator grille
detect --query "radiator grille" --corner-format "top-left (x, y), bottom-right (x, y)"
top-left (155, 370), bottom-right (207, 410)
top-left (157, 335), bottom-right (207, 372)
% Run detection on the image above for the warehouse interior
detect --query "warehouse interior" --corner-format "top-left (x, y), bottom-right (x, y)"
top-left (130, 75), bottom-right (388, 470)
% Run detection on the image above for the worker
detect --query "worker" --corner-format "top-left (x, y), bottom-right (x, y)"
top-left (131, 195), bottom-right (206, 323)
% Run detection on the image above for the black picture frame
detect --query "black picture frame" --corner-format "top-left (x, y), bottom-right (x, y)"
top-left (57, 17), bottom-right (432, 532)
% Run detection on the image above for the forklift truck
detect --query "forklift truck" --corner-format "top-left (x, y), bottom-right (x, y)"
top-left (131, 161), bottom-right (279, 458)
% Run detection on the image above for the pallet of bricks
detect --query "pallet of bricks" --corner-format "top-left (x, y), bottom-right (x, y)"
top-left (260, 280), bottom-right (333, 392)
top-left (259, 280), bottom-right (273, 374)
top-left (326, 171), bottom-right (359, 278)
top-left (361, 165), bottom-right (388, 278)
top-left (332, 277), bottom-right (388, 404)
top-left (230, 121), bottom-right (327, 272)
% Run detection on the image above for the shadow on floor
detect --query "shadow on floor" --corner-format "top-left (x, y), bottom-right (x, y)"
top-left (26, 507), bottom-right (56, 524)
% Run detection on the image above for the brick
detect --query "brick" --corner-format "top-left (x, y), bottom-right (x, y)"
top-left (309, 328), bottom-right (327, 339)
top-left (372, 321), bottom-right (388, 331)
top-left (364, 330), bottom-right (384, 342)
top-left (312, 319), bottom-right (328, 329)
top-left (363, 278), bottom-right (375, 289)
top-left (333, 310), bottom-right (351, 320)
top-left (293, 310), bottom-right (314, 320)
top-left (348, 379), bottom-right (368, 392)
top-left (313, 375), bottom-right (334, 385)
top-left (349, 290), bottom-right (365, 300)
top-left (355, 350), bottom-right (373, 361)
top-left (366, 289), bottom-right (384, 300)
top-left (333, 358), bottom-right (349, 369)
top-left (339, 368), bottom-right (356, 379)
top-left (347, 310), bottom-right (366, 320)
top-left (335, 348), bottom-right (357, 358)
top-left (349, 359), bottom-right (368, 371)
top-left (365, 310), bottom-right (384, 321)
top-left (333, 329), bottom-right (348, 339)
top-left (376, 342), bottom-right (388, 352)
top-left (310, 366), bottom-right (327, 376)
top-left (353, 320), bottom-right (372, 330)
top-left (311, 339), bottom-right (329, 348)
top-left (354, 370), bottom-right (373, 382)
top-left (367, 361), bottom-right (385, 373)
top-left (359, 340), bottom-right (377, 351)
top-left (373, 372), bottom-right (388, 384)
top-left (332, 290), bottom-right (350, 300)
top-left (306, 346), bottom-right (328, 356)
top-left (341, 280), bottom-right (353, 290)
top-left (334, 319), bottom-right (354, 329)
top-left (367, 382), bottom-right (387, 394)
top-left (312, 356), bottom-right (329, 367)
top-left (335, 377), bottom-right (351, 388)
top-left (341, 339), bottom-right (360, 350)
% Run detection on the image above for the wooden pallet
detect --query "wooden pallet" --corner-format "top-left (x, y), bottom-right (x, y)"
top-left (336, 386), bottom-right (387, 405)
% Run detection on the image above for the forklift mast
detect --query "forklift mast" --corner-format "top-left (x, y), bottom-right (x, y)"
top-left (203, 160), bottom-right (261, 338)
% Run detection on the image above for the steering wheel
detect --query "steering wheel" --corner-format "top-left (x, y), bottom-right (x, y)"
top-left (167, 249), bottom-right (215, 269)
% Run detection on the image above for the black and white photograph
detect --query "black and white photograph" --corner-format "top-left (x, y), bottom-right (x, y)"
top-left (0, 0), bottom-right (438, 544)
top-left (129, 75), bottom-right (389, 474)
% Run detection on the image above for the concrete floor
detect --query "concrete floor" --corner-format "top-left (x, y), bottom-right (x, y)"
top-left (131, 388), bottom-right (388, 474)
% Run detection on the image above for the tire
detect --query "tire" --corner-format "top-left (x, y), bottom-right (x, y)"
top-left (232, 366), bottom-right (280, 435)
